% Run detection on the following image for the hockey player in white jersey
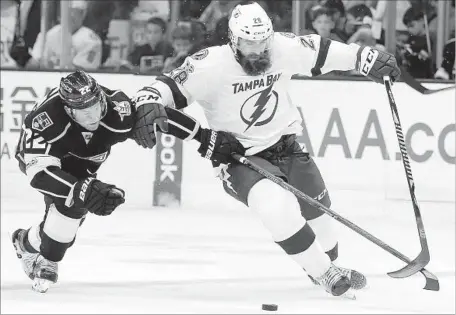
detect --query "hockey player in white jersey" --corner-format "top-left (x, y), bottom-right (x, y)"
top-left (132, 1), bottom-right (400, 298)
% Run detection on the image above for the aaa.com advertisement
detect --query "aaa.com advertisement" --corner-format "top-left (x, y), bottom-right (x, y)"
top-left (0, 70), bottom-right (454, 208)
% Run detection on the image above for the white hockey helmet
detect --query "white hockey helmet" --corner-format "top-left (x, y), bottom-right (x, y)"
top-left (228, 2), bottom-right (274, 58)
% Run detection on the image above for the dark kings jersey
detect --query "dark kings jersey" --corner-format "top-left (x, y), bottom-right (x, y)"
top-left (15, 85), bottom-right (134, 205)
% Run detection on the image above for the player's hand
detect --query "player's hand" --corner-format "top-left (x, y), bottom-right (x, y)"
top-left (132, 88), bottom-right (168, 149)
top-left (73, 178), bottom-right (125, 216)
top-left (197, 128), bottom-right (245, 165)
top-left (357, 47), bottom-right (401, 84)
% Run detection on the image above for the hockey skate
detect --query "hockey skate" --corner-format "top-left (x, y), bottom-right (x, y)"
top-left (313, 264), bottom-right (355, 299)
top-left (12, 229), bottom-right (58, 293)
top-left (309, 266), bottom-right (367, 291)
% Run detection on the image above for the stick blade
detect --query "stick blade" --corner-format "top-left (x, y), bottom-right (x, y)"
top-left (421, 269), bottom-right (439, 291)
top-left (387, 250), bottom-right (430, 278)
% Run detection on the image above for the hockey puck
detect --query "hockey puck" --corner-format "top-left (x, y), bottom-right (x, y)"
top-left (262, 304), bottom-right (278, 311)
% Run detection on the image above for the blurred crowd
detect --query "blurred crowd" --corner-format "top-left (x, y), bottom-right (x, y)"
top-left (1, 0), bottom-right (454, 80)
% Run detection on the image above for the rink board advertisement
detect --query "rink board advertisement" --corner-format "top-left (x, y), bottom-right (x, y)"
top-left (0, 70), bottom-right (454, 210)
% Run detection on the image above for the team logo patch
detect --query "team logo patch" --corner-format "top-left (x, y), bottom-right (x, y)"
top-left (279, 32), bottom-right (296, 39)
top-left (113, 101), bottom-right (131, 121)
top-left (32, 112), bottom-right (53, 132)
top-left (240, 84), bottom-right (279, 132)
top-left (191, 49), bottom-right (209, 60)
top-left (299, 36), bottom-right (316, 51)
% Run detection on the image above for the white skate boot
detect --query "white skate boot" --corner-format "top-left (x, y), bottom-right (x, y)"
top-left (308, 265), bottom-right (366, 291)
top-left (313, 264), bottom-right (355, 299)
top-left (338, 266), bottom-right (367, 290)
top-left (12, 229), bottom-right (58, 293)
top-left (12, 229), bottom-right (39, 280)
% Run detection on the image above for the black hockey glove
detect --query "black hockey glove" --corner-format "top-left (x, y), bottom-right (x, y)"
top-left (197, 128), bottom-right (245, 165)
top-left (357, 46), bottom-right (401, 84)
top-left (73, 178), bottom-right (125, 216)
top-left (132, 87), bottom-right (169, 149)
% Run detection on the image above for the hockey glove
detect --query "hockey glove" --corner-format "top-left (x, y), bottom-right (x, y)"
top-left (73, 178), bottom-right (125, 216)
top-left (132, 87), bottom-right (169, 149)
top-left (357, 47), bottom-right (401, 84)
top-left (197, 128), bottom-right (246, 165)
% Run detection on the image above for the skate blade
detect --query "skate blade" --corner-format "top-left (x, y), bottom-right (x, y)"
top-left (32, 278), bottom-right (52, 293)
top-left (340, 289), bottom-right (356, 300)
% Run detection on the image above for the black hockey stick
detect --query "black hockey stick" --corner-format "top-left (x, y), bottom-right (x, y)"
top-left (231, 153), bottom-right (439, 291)
top-left (383, 77), bottom-right (431, 279)
top-left (401, 68), bottom-right (455, 95)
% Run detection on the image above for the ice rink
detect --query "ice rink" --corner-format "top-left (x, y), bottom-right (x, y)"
top-left (1, 190), bottom-right (455, 314)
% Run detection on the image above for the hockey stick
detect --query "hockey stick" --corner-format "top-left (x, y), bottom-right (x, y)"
top-left (401, 68), bottom-right (455, 95)
top-left (231, 153), bottom-right (439, 291)
top-left (383, 76), bottom-right (431, 279)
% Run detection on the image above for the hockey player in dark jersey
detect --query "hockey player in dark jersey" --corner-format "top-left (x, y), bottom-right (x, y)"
top-left (11, 70), bottom-right (162, 293)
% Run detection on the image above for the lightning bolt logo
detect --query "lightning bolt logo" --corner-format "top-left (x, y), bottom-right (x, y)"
top-left (242, 84), bottom-right (276, 131)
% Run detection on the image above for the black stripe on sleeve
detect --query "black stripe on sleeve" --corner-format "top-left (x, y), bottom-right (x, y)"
top-left (311, 37), bottom-right (332, 77)
top-left (156, 75), bottom-right (189, 110)
top-left (30, 166), bottom-right (78, 199)
top-left (164, 107), bottom-right (200, 140)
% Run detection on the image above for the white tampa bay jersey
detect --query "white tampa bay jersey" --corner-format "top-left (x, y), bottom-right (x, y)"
top-left (155, 32), bottom-right (361, 155)
top-left (31, 25), bottom-right (102, 70)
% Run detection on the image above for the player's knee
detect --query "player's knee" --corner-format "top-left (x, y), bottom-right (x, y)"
top-left (307, 214), bottom-right (339, 253)
top-left (247, 179), bottom-right (305, 241)
top-left (43, 204), bottom-right (84, 245)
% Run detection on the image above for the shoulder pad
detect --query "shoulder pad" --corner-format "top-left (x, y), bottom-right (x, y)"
top-left (103, 88), bottom-right (134, 129)
top-left (24, 89), bottom-right (71, 142)
top-left (190, 48), bottom-right (209, 61)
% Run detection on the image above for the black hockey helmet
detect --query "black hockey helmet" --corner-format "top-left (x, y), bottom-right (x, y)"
top-left (59, 70), bottom-right (104, 109)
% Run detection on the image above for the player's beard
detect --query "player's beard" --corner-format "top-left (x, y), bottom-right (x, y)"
top-left (239, 51), bottom-right (272, 76)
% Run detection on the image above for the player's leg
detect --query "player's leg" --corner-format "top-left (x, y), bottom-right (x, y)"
top-left (12, 195), bottom-right (87, 292)
top-left (284, 145), bottom-right (366, 289)
top-left (219, 157), bottom-right (351, 297)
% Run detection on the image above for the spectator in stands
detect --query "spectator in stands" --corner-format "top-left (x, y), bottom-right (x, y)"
top-left (26, 0), bottom-right (103, 70)
top-left (344, 4), bottom-right (373, 40)
top-left (323, 0), bottom-right (348, 42)
top-left (1, 0), bottom-right (20, 68)
top-left (345, 4), bottom-right (385, 50)
top-left (131, 0), bottom-right (170, 22)
top-left (3, 0), bottom-right (39, 68)
top-left (83, 1), bottom-right (116, 66)
top-left (199, 0), bottom-right (241, 33)
top-left (399, 7), bottom-right (434, 78)
top-left (163, 23), bottom-right (194, 73)
top-left (210, 15), bottom-right (229, 46)
top-left (434, 31), bottom-right (455, 80)
top-left (127, 17), bottom-right (174, 73)
top-left (308, 5), bottom-right (344, 42)
top-left (180, 0), bottom-right (212, 19)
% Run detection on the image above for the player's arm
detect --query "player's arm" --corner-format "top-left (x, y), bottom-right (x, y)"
top-left (16, 120), bottom-right (124, 216)
top-left (131, 52), bottom-right (245, 164)
top-left (295, 34), bottom-right (400, 83)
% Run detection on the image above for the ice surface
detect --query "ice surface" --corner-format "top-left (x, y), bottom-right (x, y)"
top-left (1, 191), bottom-right (455, 314)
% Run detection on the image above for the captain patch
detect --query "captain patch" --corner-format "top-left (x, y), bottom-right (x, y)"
top-left (113, 101), bottom-right (131, 121)
top-left (32, 112), bottom-right (53, 131)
